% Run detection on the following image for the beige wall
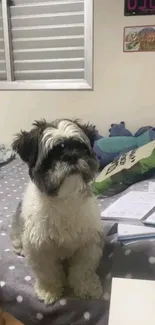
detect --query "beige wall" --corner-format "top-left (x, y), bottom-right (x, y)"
top-left (1, 0), bottom-right (155, 144)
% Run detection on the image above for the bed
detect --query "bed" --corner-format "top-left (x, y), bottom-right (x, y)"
top-left (0, 158), bottom-right (155, 325)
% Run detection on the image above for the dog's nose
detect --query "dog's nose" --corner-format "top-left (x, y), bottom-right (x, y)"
top-left (69, 154), bottom-right (77, 164)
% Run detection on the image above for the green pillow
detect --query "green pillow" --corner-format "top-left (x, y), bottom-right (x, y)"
top-left (92, 140), bottom-right (155, 197)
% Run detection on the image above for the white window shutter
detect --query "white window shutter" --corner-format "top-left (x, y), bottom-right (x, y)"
top-left (0, 3), bottom-right (7, 80)
top-left (0, 0), bottom-right (93, 89)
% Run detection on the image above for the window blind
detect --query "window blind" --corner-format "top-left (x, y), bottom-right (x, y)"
top-left (0, 0), bottom-right (93, 89)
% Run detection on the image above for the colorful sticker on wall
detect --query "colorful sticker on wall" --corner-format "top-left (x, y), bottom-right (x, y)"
top-left (125, 0), bottom-right (155, 16)
top-left (124, 26), bottom-right (155, 52)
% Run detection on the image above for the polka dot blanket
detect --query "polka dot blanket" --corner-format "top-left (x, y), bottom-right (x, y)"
top-left (1, 158), bottom-right (155, 325)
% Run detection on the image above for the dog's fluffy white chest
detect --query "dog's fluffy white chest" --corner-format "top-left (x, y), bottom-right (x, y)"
top-left (22, 178), bottom-right (102, 256)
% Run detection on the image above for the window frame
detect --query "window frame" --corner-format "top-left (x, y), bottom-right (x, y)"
top-left (0, 0), bottom-right (93, 90)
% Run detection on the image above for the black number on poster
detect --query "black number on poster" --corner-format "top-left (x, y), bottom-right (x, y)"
top-left (125, 0), bottom-right (155, 15)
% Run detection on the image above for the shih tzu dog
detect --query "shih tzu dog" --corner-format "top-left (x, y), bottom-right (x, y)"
top-left (11, 119), bottom-right (104, 304)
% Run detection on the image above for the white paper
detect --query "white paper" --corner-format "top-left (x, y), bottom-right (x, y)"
top-left (148, 181), bottom-right (155, 193)
top-left (145, 211), bottom-right (155, 225)
top-left (118, 223), bottom-right (155, 239)
top-left (109, 278), bottom-right (155, 325)
top-left (101, 191), bottom-right (155, 220)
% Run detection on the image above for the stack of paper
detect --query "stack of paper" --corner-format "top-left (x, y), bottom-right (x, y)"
top-left (109, 278), bottom-right (155, 325)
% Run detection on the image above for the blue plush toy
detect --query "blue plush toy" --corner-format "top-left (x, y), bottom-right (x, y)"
top-left (93, 122), bottom-right (155, 168)
top-left (109, 121), bottom-right (133, 137)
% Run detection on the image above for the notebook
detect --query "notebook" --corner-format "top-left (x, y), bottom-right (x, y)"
top-left (145, 212), bottom-right (155, 225)
top-left (109, 278), bottom-right (155, 325)
top-left (117, 223), bottom-right (155, 242)
top-left (101, 191), bottom-right (155, 225)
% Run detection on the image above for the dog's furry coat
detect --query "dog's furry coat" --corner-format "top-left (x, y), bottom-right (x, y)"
top-left (11, 119), bottom-right (104, 303)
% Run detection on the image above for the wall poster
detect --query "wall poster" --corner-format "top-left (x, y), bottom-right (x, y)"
top-left (124, 25), bottom-right (155, 52)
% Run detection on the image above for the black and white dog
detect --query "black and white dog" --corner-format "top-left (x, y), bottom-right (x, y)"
top-left (11, 119), bottom-right (104, 304)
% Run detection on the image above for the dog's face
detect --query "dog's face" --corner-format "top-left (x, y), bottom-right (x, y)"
top-left (12, 119), bottom-right (99, 195)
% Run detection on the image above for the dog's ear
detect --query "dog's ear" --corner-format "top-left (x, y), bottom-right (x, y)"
top-left (74, 120), bottom-right (98, 147)
top-left (12, 129), bottom-right (39, 168)
top-left (32, 119), bottom-right (47, 128)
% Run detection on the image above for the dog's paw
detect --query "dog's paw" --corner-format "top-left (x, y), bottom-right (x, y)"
top-left (13, 247), bottom-right (25, 257)
top-left (69, 274), bottom-right (103, 299)
top-left (12, 239), bottom-right (25, 256)
top-left (35, 282), bottom-right (63, 304)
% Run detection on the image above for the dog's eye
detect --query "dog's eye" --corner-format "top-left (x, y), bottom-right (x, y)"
top-left (53, 143), bottom-right (65, 151)
top-left (57, 143), bottom-right (65, 149)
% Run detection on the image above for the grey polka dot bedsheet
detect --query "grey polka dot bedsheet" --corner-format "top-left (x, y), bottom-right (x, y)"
top-left (0, 158), bottom-right (155, 325)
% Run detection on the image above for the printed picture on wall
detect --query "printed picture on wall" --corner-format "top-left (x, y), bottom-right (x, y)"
top-left (125, 0), bottom-right (155, 16)
top-left (124, 25), bottom-right (155, 52)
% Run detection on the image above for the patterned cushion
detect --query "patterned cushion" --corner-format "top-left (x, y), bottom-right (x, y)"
top-left (92, 140), bottom-right (155, 197)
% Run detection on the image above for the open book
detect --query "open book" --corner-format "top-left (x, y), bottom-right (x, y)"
top-left (101, 191), bottom-right (155, 226)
